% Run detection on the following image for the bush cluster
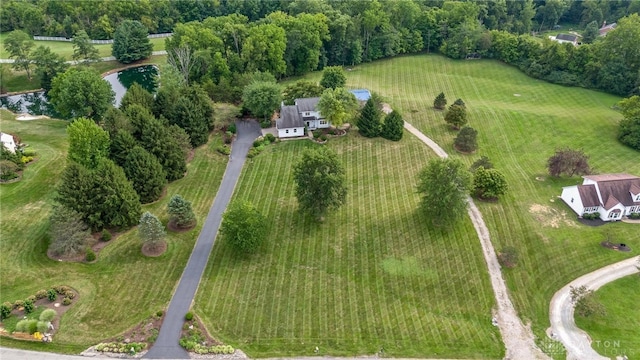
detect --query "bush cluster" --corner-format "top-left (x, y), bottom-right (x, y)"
top-left (629, 212), bottom-right (640, 219)
top-left (178, 322), bottom-right (235, 355)
top-left (35, 290), bottom-right (48, 300)
top-left (216, 145), bottom-right (231, 155)
top-left (101, 229), bottom-right (112, 242)
top-left (47, 289), bottom-right (57, 302)
top-left (95, 342), bottom-right (146, 353)
top-left (0, 303), bottom-right (11, 320)
top-left (23, 299), bottom-right (34, 314)
top-left (184, 311), bottom-right (194, 321)
top-left (62, 297), bottom-right (72, 306)
top-left (39, 309), bottom-right (57, 322)
top-left (85, 249), bottom-right (96, 262)
top-left (582, 212), bottom-right (600, 220)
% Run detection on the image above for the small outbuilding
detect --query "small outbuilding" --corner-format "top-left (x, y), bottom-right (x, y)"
top-left (0, 132), bottom-right (17, 153)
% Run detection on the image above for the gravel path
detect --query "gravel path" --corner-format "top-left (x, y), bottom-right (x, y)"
top-left (404, 122), bottom-right (550, 360)
top-left (549, 256), bottom-right (639, 360)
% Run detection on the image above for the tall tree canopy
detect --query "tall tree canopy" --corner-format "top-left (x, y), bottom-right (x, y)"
top-left (242, 81), bottom-right (282, 122)
top-left (320, 66), bottom-right (347, 89)
top-left (317, 87), bottom-right (358, 127)
top-left (381, 109), bottom-right (404, 141)
top-left (417, 158), bottom-right (471, 227)
top-left (220, 200), bottom-right (268, 255)
top-left (67, 117), bottom-right (110, 169)
top-left (4, 30), bottom-right (35, 80)
top-left (293, 146), bottom-right (347, 221)
top-left (242, 23), bottom-right (287, 77)
top-left (72, 29), bottom-right (101, 63)
top-left (112, 20), bottom-right (153, 64)
top-left (49, 67), bottom-right (115, 121)
top-left (30, 45), bottom-right (68, 91)
top-left (123, 146), bottom-right (166, 204)
top-left (357, 97), bottom-right (382, 138)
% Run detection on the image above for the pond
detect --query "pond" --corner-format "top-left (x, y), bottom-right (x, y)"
top-left (0, 65), bottom-right (159, 116)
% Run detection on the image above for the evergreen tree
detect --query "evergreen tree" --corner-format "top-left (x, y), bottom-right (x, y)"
top-left (110, 129), bottom-right (138, 167)
top-left (140, 119), bottom-right (188, 182)
top-left (454, 126), bottom-right (478, 152)
top-left (138, 212), bottom-right (165, 251)
top-left (357, 97), bottom-right (382, 138)
top-left (381, 110), bottom-right (404, 141)
top-left (165, 86), bottom-right (214, 147)
top-left (120, 82), bottom-right (155, 112)
top-left (48, 205), bottom-right (91, 256)
top-left (168, 194), bottom-right (196, 228)
top-left (102, 107), bottom-right (131, 137)
top-left (444, 104), bottom-right (468, 130)
top-left (453, 98), bottom-right (466, 107)
top-left (112, 20), bottom-right (152, 64)
top-left (123, 146), bottom-right (166, 204)
top-left (434, 92), bottom-right (447, 110)
top-left (72, 30), bottom-right (100, 64)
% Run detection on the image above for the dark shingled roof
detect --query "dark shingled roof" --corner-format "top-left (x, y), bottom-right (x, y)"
top-left (596, 176), bottom-right (640, 207)
top-left (577, 184), bottom-right (600, 207)
top-left (556, 33), bottom-right (578, 42)
top-left (276, 105), bottom-right (304, 129)
top-left (295, 97), bottom-right (320, 112)
top-left (631, 183), bottom-right (640, 195)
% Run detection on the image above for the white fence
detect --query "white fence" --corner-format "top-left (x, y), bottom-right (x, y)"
top-left (33, 33), bottom-right (172, 44)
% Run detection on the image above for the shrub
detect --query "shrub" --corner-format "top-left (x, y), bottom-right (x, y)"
top-left (224, 131), bottom-right (233, 144)
top-left (101, 229), bottom-right (112, 242)
top-left (27, 319), bottom-right (38, 334)
top-left (156, 310), bottom-right (164, 317)
top-left (0, 160), bottom-right (19, 180)
top-left (39, 309), bottom-right (57, 322)
top-left (47, 289), bottom-right (57, 302)
top-left (498, 246), bottom-right (518, 268)
top-left (13, 300), bottom-right (24, 310)
top-left (54, 285), bottom-right (70, 294)
top-left (15, 320), bottom-right (29, 333)
top-left (227, 123), bottom-right (236, 134)
top-left (65, 291), bottom-right (76, 299)
top-left (313, 130), bottom-right (322, 138)
top-left (85, 249), bottom-right (96, 262)
top-left (37, 321), bottom-right (49, 334)
top-left (247, 147), bottom-right (261, 158)
top-left (319, 134), bottom-right (328, 141)
top-left (260, 120), bottom-right (271, 128)
top-left (470, 156), bottom-right (494, 172)
top-left (26, 295), bottom-right (36, 303)
top-left (0, 303), bottom-right (11, 320)
top-left (265, 133), bottom-right (276, 142)
top-left (253, 138), bottom-right (263, 148)
top-left (629, 212), bottom-right (640, 219)
top-left (454, 126), bottom-right (478, 152)
top-left (62, 297), bottom-right (72, 306)
top-left (21, 156), bottom-right (34, 164)
top-left (185, 311), bottom-right (194, 321)
top-left (23, 299), bottom-right (34, 314)
top-left (35, 289), bottom-right (48, 300)
top-left (22, 149), bottom-right (37, 157)
top-left (216, 145), bottom-right (230, 155)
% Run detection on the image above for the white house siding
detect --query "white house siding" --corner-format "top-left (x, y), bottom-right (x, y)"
top-left (277, 126), bottom-right (305, 138)
top-left (561, 186), bottom-right (585, 216)
top-left (601, 203), bottom-right (626, 221)
top-left (0, 133), bottom-right (16, 153)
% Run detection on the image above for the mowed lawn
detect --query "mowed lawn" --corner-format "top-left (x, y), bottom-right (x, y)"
top-left (195, 135), bottom-right (503, 358)
top-left (575, 274), bottom-right (640, 359)
top-left (340, 55), bottom-right (639, 348)
top-left (0, 110), bottom-right (227, 353)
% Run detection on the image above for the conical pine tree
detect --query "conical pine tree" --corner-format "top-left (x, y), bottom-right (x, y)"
top-left (357, 97), bottom-right (382, 138)
top-left (381, 110), bottom-right (404, 141)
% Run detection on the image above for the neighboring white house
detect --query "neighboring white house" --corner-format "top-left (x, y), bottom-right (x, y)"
top-left (599, 22), bottom-right (617, 37)
top-left (549, 33), bottom-right (579, 46)
top-left (560, 174), bottom-right (640, 221)
top-left (0, 132), bottom-right (17, 153)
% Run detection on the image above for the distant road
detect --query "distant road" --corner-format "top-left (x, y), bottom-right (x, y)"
top-left (0, 51), bottom-right (167, 64)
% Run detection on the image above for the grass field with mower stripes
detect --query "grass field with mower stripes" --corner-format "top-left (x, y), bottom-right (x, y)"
top-left (195, 135), bottom-right (502, 358)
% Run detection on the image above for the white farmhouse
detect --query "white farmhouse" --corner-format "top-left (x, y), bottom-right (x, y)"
top-left (0, 132), bottom-right (17, 153)
top-left (560, 174), bottom-right (640, 221)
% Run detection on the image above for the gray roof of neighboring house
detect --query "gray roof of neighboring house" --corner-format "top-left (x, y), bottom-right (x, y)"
top-left (577, 184), bottom-right (600, 207)
top-left (295, 97), bottom-right (320, 112)
top-left (276, 105), bottom-right (304, 129)
top-left (556, 33), bottom-right (578, 42)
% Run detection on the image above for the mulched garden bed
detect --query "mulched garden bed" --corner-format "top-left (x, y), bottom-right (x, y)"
top-left (577, 217), bottom-right (607, 227)
top-left (600, 241), bottom-right (631, 252)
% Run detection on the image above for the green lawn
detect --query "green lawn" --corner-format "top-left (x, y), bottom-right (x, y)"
top-left (195, 135), bottom-right (503, 358)
top-left (337, 54), bottom-right (639, 351)
top-left (575, 274), bottom-right (640, 359)
top-left (0, 109), bottom-right (227, 352)
top-left (0, 33), bottom-right (166, 60)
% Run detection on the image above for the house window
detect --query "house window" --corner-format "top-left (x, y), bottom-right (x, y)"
top-left (320, 120), bottom-right (327, 125)
top-left (294, 128), bottom-right (297, 133)
top-left (286, 130), bottom-right (289, 134)
top-left (570, 198), bottom-right (574, 203)
top-left (608, 209), bottom-right (621, 219)
top-left (305, 112), bottom-right (310, 116)
top-left (636, 195), bottom-right (640, 201)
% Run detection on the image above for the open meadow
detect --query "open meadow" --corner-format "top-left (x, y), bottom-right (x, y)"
top-left (338, 54), bottom-right (639, 351)
top-left (0, 109), bottom-right (227, 353)
top-left (195, 135), bottom-right (502, 358)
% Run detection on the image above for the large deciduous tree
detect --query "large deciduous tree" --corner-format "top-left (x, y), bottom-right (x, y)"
top-left (72, 30), bottom-right (100, 64)
top-left (317, 87), bottom-right (358, 127)
top-left (112, 20), bottom-right (153, 64)
top-left (67, 117), bottom-right (110, 169)
top-left (381, 109), bottom-right (404, 141)
top-left (242, 23), bottom-right (287, 77)
top-left (4, 30), bottom-right (34, 80)
top-left (357, 97), bottom-right (382, 138)
top-left (30, 45), bottom-right (68, 91)
top-left (49, 67), bottom-right (115, 121)
top-left (123, 146), bottom-right (166, 204)
top-left (617, 95), bottom-right (640, 150)
top-left (293, 146), bottom-right (347, 220)
top-left (220, 200), bottom-right (268, 255)
top-left (320, 66), bottom-right (347, 89)
top-left (547, 148), bottom-right (591, 177)
top-left (473, 166), bottom-right (508, 200)
top-left (417, 158), bottom-right (471, 226)
top-left (48, 205), bottom-right (91, 257)
top-left (242, 81), bottom-right (282, 122)
top-left (282, 80), bottom-right (324, 105)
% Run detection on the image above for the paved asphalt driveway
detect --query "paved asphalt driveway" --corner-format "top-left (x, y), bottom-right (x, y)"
top-left (144, 120), bottom-right (262, 359)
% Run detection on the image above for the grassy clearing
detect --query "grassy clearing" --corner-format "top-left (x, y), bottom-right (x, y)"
top-left (0, 109), bottom-right (227, 352)
top-left (195, 135), bottom-right (502, 358)
top-left (575, 274), bottom-right (640, 359)
top-left (0, 33), bottom-right (166, 60)
top-left (339, 54), bottom-right (639, 351)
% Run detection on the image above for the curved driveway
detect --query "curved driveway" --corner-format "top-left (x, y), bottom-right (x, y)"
top-left (549, 256), bottom-right (639, 360)
top-left (144, 120), bottom-right (262, 359)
